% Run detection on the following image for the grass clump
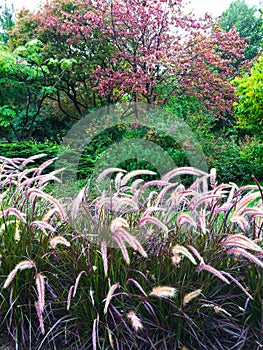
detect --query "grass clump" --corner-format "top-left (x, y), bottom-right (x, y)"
top-left (0, 155), bottom-right (263, 349)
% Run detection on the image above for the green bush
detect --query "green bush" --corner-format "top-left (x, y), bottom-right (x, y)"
top-left (0, 141), bottom-right (60, 166)
top-left (1, 127), bottom-right (262, 187)
top-left (203, 135), bottom-right (263, 184)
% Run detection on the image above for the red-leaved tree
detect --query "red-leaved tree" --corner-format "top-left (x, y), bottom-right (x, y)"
top-left (11, 0), bottom-right (249, 118)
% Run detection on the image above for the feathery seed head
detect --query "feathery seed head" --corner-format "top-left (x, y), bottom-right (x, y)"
top-left (49, 236), bottom-right (71, 249)
top-left (127, 311), bottom-right (143, 332)
top-left (172, 245), bottom-right (197, 265)
top-left (36, 273), bottom-right (45, 312)
top-left (110, 217), bottom-right (129, 233)
top-left (150, 286), bottom-right (176, 298)
top-left (183, 289), bottom-right (202, 306)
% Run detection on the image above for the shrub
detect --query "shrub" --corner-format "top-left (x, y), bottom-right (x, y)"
top-left (203, 135), bottom-right (263, 184)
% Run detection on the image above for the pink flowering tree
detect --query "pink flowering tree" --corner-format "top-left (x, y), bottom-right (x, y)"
top-left (11, 0), bottom-right (248, 119)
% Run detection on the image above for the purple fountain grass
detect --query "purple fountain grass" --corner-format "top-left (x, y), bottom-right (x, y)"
top-left (1, 208), bottom-right (26, 223)
top-left (20, 154), bottom-right (47, 168)
top-left (35, 157), bottom-right (58, 175)
top-left (189, 193), bottom-right (224, 211)
top-left (227, 182), bottom-right (240, 200)
top-left (176, 213), bottom-right (197, 228)
top-left (142, 206), bottom-right (166, 217)
top-left (172, 245), bottom-right (197, 265)
top-left (187, 245), bottom-right (205, 264)
top-left (130, 178), bottom-right (145, 194)
top-left (155, 183), bottom-right (180, 205)
top-left (27, 188), bottom-right (67, 221)
top-left (216, 184), bottom-right (239, 213)
top-left (221, 271), bottom-right (253, 299)
top-left (136, 180), bottom-right (170, 196)
top-left (0, 155), bottom-right (22, 165)
top-left (168, 188), bottom-right (192, 208)
top-left (90, 289), bottom-right (95, 306)
top-left (71, 186), bottom-right (87, 219)
top-left (110, 217), bottom-right (128, 230)
top-left (196, 263), bottom-right (230, 284)
top-left (17, 167), bottom-right (39, 181)
top-left (121, 170), bottom-right (156, 186)
top-left (221, 234), bottom-right (263, 253)
top-left (134, 180), bottom-right (169, 206)
top-left (211, 183), bottom-right (233, 195)
top-left (3, 259), bottom-right (36, 288)
top-left (104, 283), bottom-right (120, 314)
top-left (227, 247), bottom-right (263, 269)
top-left (41, 208), bottom-right (58, 222)
top-left (209, 168), bottom-right (217, 188)
top-left (149, 286), bottom-right (176, 298)
top-left (126, 278), bottom-right (148, 297)
top-left (161, 167), bottom-right (208, 182)
top-left (112, 233), bottom-right (130, 264)
top-left (35, 273), bottom-right (45, 312)
top-left (30, 221), bottom-right (56, 234)
top-left (3, 269), bottom-right (19, 289)
top-left (92, 314), bottom-right (99, 350)
top-left (243, 207), bottom-right (263, 219)
top-left (49, 236), bottom-right (71, 249)
top-left (2, 159), bottom-right (263, 348)
top-left (127, 311), bottom-right (144, 332)
top-left (95, 196), bottom-right (138, 211)
top-left (35, 300), bottom-right (45, 335)
top-left (183, 289), bottom-right (202, 306)
top-left (97, 167), bottom-right (126, 182)
top-left (255, 217), bottom-right (263, 238)
top-left (140, 216), bottom-right (168, 235)
top-left (171, 254), bottom-right (182, 266)
top-left (189, 174), bottom-right (210, 193)
top-left (66, 285), bottom-right (74, 311)
top-left (73, 271), bottom-right (87, 297)
top-left (234, 185), bottom-right (261, 197)
top-left (101, 240), bottom-right (108, 276)
top-left (230, 215), bottom-right (248, 231)
top-left (114, 171), bottom-right (125, 191)
top-left (109, 217), bottom-right (147, 261)
top-left (198, 211), bottom-right (208, 235)
top-left (232, 192), bottom-right (262, 217)
top-left (115, 227), bottom-right (147, 257)
top-left (17, 174), bottom-right (60, 190)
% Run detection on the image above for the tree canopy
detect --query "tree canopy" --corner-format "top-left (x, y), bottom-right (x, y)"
top-left (233, 54), bottom-right (263, 134)
top-left (219, 0), bottom-right (263, 60)
top-left (1, 0), bottom-right (258, 142)
top-left (0, 38), bottom-right (75, 141)
top-left (0, 0), bottom-right (15, 43)
top-left (9, 0), bottom-right (248, 118)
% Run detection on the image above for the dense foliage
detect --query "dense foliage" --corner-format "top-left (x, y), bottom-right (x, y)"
top-left (0, 39), bottom-right (75, 142)
top-left (8, 0), bottom-right (248, 120)
top-left (233, 55), bottom-right (263, 134)
top-left (0, 1), bottom-right (14, 43)
top-left (219, 0), bottom-right (263, 60)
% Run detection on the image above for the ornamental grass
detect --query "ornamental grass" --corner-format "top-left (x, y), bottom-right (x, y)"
top-left (0, 155), bottom-right (263, 349)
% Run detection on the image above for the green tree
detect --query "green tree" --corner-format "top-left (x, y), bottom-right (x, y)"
top-left (232, 55), bottom-right (263, 135)
top-left (0, 39), bottom-right (74, 142)
top-left (219, 0), bottom-right (263, 60)
top-left (0, 1), bottom-right (15, 43)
